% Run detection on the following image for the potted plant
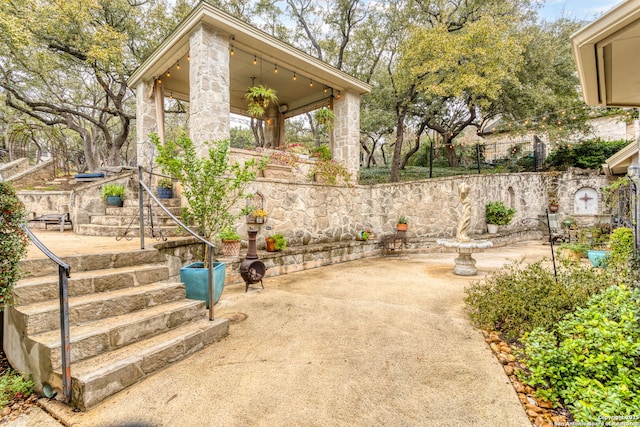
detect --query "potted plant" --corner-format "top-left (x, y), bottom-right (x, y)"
top-left (557, 242), bottom-right (590, 262)
top-left (265, 233), bottom-right (287, 252)
top-left (245, 85), bottom-right (278, 118)
top-left (397, 215), bottom-right (408, 232)
top-left (219, 227), bottom-right (241, 257)
top-left (157, 178), bottom-right (174, 199)
top-left (151, 132), bottom-right (265, 305)
top-left (307, 159), bottom-right (352, 186)
top-left (101, 183), bottom-right (126, 207)
top-left (485, 201), bottom-right (515, 233)
top-left (548, 192), bottom-right (559, 213)
top-left (314, 107), bottom-right (336, 130)
top-left (356, 229), bottom-right (373, 241)
top-left (310, 144), bottom-right (332, 161)
top-left (582, 226), bottom-right (612, 267)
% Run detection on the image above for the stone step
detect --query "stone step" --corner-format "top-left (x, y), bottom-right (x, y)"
top-left (19, 249), bottom-right (167, 279)
top-left (90, 215), bottom-right (178, 227)
top-left (75, 224), bottom-right (185, 238)
top-left (16, 281), bottom-right (186, 335)
top-left (56, 317), bottom-right (229, 410)
top-left (118, 198), bottom-right (182, 209)
top-left (31, 299), bottom-right (206, 369)
top-left (105, 204), bottom-right (182, 217)
top-left (14, 264), bottom-right (170, 305)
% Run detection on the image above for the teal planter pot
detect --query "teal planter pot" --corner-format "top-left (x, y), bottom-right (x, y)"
top-left (587, 250), bottom-right (610, 267)
top-left (180, 262), bottom-right (226, 307)
top-left (157, 187), bottom-right (173, 199)
top-left (106, 196), bottom-right (123, 207)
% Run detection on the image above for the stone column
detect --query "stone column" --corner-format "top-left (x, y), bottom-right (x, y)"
top-left (136, 80), bottom-right (160, 169)
top-left (189, 23), bottom-right (230, 157)
top-left (333, 90), bottom-right (361, 183)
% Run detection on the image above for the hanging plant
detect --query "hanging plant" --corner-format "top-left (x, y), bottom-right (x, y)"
top-left (245, 85), bottom-right (278, 117)
top-left (314, 107), bottom-right (336, 130)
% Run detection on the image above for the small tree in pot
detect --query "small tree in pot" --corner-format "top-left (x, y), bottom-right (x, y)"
top-left (151, 131), bottom-right (266, 263)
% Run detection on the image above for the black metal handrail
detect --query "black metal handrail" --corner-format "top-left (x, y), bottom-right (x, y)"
top-left (136, 166), bottom-right (217, 320)
top-left (21, 225), bottom-right (72, 403)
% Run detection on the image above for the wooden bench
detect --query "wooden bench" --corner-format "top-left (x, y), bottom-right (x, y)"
top-left (29, 213), bottom-right (72, 232)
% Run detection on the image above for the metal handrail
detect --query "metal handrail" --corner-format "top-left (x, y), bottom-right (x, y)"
top-left (520, 209), bottom-right (557, 281)
top-left (21, 225), bottom-right (72, 403)
top-left (136, 166), bottom-right (216, 320)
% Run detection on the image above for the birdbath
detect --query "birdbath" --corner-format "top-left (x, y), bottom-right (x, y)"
top-left (436, 182), bottom-right (493, 276)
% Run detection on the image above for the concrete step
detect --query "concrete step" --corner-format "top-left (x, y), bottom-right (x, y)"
top-left (118, 198), bottom-right (182, 209)
top-left (19, 249), bottom-right (167, 279)
top-left (56, 317), bottom-right (229, 410)
top-left (17, 281), bottom-right (186, 335)
top-left (31, 299), bottom-right (206, 369)
top-left (90, 215), bottom-right (178, 227)
top-left (14, 264), bottom-right (170, 305)
top-left (75, 224), bottom-right (185, 238)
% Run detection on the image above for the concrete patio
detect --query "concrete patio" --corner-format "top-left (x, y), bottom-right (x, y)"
top-left (12, 231), bottom-right (552, 426)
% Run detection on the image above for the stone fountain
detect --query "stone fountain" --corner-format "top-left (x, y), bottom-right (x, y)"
top-left (436, 182), bottom-right (493, 276)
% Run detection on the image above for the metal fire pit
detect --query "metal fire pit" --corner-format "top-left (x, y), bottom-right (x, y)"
top-left (240, 229), bottom-right (266, 292)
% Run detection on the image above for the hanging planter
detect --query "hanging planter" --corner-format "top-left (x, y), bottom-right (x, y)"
top-left (245, 85), bottom-right (278, 117)
top-left (314, 107), bottom-right (336, 130)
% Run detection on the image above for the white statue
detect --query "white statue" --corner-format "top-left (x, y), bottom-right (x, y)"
top-left (456, 182), bottom-right (471, 243)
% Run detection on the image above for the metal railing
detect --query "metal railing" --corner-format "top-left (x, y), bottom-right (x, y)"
top-left (136, 166), bottom-right (217, 320)
top-left (21, 225), bottom-right (72, 403)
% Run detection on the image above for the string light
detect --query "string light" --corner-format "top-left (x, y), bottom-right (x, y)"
top-left (253, 55), bottom-right (257, 65)
top-left (230, 46), bottom-right (234, 55)
top-left (274, 64), bottom-right (278, 73)
top-left (293, 72), bottom-right (297, 81)
top-left (309, 80), bottom-right (313, 87)
top-left (176, 62), bottom-right (180, 70)
top-left (187, 54), bottom-right (190, 61)
top-left (166, 71), bottom-right (171, 77)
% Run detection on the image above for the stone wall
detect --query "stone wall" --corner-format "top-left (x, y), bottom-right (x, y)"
top-left (5, 159), bottom-right (54, 186)
top-left (228, 163), bottom-right (611, 250)
top-left (0, 158), bottom-right (30, 181)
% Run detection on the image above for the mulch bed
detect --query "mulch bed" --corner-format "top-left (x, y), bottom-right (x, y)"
top-left (0, 350), bottom-right (39, 423)
top-left (483, 330), bottom-right (573, 427)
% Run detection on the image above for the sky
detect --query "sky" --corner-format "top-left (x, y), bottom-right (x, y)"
top-left (538, 0), bottom-right (624, 22)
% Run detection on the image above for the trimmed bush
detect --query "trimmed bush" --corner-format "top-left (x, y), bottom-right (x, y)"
top-left (519, 285), bottom-right (640, 421)
top-left (464, 260), bottom-right (622, 341)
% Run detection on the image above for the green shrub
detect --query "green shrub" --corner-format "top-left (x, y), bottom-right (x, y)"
top-left (0, 369), bottom-right (34, 408)
top-left (0, 181), bottom-right (28, 310)
top-left (609, 227), bottom-right (634, 269)
top-left (545, 139), bottom-right (631, 170)
top-left (519, 285), bottom-right (640, 421)
top-left (464, 260), bottom-right (619, 341)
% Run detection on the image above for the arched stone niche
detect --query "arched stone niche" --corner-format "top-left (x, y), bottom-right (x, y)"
top-left (574, 187), bottom-right (599, 215)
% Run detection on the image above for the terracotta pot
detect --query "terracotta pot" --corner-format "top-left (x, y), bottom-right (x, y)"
top-left (549, 204), bottom-right (559, 213)
top-left (265, 238), bottom-right (277, 252)
top-left (396, 223), bottom-right (408, 232)
top-left (221, 240), bottom-right (241, 257)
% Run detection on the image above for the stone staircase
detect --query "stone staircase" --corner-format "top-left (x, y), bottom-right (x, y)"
top-left (76, 197), bottom-right (185, 238)
top-left (6, 248), bottom-right (229, 410)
